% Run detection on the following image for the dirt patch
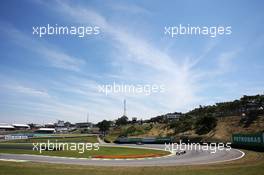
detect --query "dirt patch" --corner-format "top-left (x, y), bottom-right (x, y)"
top-left (92, 153), bottom-right (168, 159)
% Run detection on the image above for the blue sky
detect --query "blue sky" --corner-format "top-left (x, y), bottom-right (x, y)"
top-left (0, 0), bottom-right (263, 124)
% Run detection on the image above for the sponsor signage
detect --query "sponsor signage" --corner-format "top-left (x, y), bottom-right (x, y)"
top-left (232, 132), bottom-right (264, 147)
top-left (4, 133), bottom-right (33, 140)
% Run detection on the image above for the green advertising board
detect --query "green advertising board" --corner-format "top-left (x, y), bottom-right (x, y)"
top-left (232, 132), bottom-right (264, 147)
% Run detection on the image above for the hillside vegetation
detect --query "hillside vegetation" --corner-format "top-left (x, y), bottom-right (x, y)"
top-left (103, 94), bottom-right (264, 143)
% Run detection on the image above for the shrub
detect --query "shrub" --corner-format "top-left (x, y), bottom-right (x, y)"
top-left (195, 114), bottom-right (217, 135)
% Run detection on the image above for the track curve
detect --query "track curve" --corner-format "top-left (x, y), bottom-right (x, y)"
top-left (0, 144), bottom-right (244, 166)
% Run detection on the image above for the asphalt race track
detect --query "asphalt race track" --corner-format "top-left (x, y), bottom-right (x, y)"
top-left (0, 143), bottom-right (245, 166)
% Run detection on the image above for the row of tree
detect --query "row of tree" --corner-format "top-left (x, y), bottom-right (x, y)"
top-left (96, 116), bottom-right (129, 135)
top-left (169, 114), bottom-right (217, 135)
top-left (187, 95), bottom-right (264, 117)
top-left (96, 94), bottom-right (263, 136)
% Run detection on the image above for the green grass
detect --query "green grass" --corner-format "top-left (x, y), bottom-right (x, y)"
top-left (3, 135), bottom-right (98, 143)
top-left (0, 145), bottom-right (168, 158)
top-left (104, 134), bottom-right (119, 143)
top-left (0, 150), bottom-right (263, 175)
top-left (52, 134), bottom-right (95, 137)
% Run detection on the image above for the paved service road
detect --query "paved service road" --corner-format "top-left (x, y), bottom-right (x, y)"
top-left (0, 143), bottom-right (244, 166)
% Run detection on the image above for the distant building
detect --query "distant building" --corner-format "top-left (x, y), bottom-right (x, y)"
top-left (28, 123), bottom-right (42, 130)
top-left (132, 117), bottom-right (137, 123)
top-left (56, 120), bottom-right (65, 127)
top-left (45, 123), bottom-right (55, 128)
top-left (64, 122), bottom-right (72, 128)
top-left (56, 127), bottom-right (69, 133)
top-left (34, 128), bottom-right (56, 134)
top-left (90, 127), bottom-right (100, 134)
top-left (12, 124), bottom-right (30, 130)
top-left (165, 112), bottom-right (182, 121)
top-left (0, 123), bottom-right (15, 131)
top-left (76, 122), bottom-right (92, 129)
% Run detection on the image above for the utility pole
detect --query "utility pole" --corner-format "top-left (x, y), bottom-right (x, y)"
top-left (123, 99), bottom-right (127, 116)
top-left (87, 112), bottom-right (89, 123)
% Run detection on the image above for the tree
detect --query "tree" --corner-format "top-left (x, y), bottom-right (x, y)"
top-left (116, 116), bottom-right (129, 126)
top-left (240, 110), bottom-right (258, 127)
top-left (169, 115), bottom-right (194, 134)
top-left (195, 114), bottom-right (217, 135)
top-left (97, 120), bottom-right (111, 136)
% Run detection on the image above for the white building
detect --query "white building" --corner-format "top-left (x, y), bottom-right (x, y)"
top-left (12, 124), bottom-right (30, 130)
top-left (0, 123), bottom-right (15, 131)
top-left (34, 128), bottom-right (56, 134)
top-left (56, 120), bottom-right (65, 127)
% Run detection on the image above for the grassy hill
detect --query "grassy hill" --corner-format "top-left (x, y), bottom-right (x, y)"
top-left (210, 115), bottom-right (264, 142)
top-left (103, 94), bottom-right (264, 143)
top-left (105, 115), bottom-right (264, 143)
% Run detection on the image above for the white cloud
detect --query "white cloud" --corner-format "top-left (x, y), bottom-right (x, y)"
top-left (39, 47), bottom-right (85, 71)
top-left (0, 85), bottom-right (49, 99)
top-left (0, 1), bottom-right (248, 124)
top-left (40, 0), bottom-right (203, 117)
top-left (11, 85), bottom-right (50, 98)
top-left (0, 24), bottom-right (85, 71)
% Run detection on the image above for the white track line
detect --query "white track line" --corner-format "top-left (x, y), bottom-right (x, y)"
top-left (0, 158), bottom-right (29, 162)
top-left (186, 149), bottom-right (245, 165)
